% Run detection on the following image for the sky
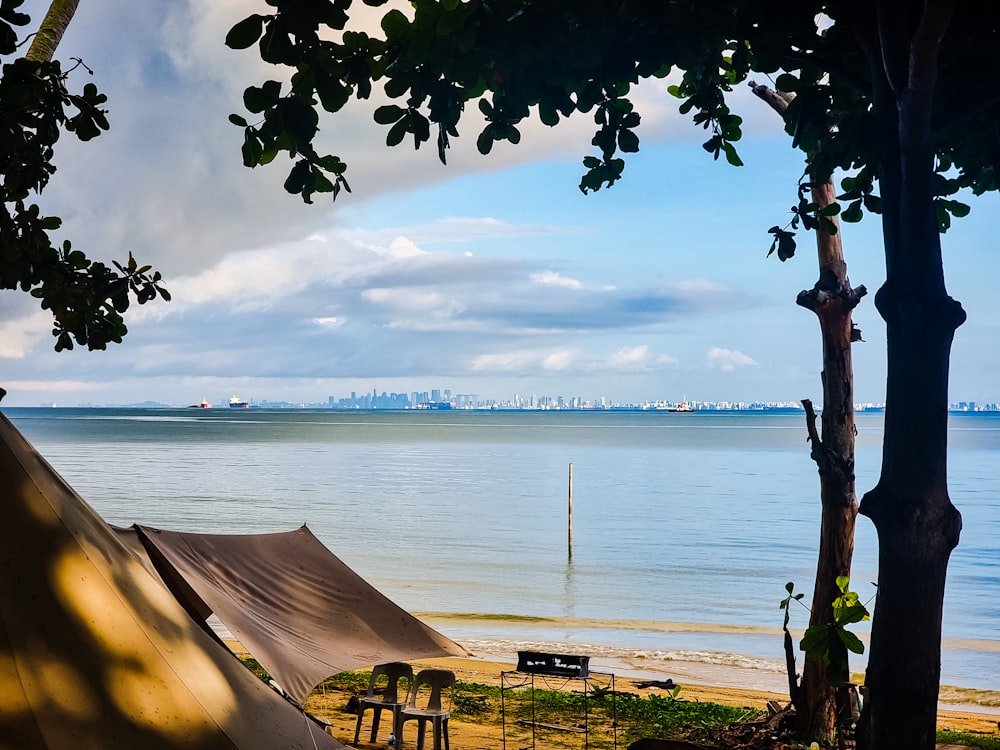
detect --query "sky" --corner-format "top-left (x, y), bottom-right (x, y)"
top-left (2, 0), bottom-right (999, 408)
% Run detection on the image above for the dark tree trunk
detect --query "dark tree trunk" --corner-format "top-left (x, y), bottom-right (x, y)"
top-left (857, 5), bottom-right (965, 748)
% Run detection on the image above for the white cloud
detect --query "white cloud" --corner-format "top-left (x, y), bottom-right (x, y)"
top-left (531, 271), bottom-right (583, 289)
top-left (604, 345), bottom-right (678, 371)
top-left (470, 344), bottom-right (677, 377)
top-left (541, 349), bottom-right (578, 371)
top-left (0, 311), bottom-right (50, 359)
top-left (2, 379), bottom-right (103, 392)
top-left (384, 237), bottom-right (424, 259)
top-left (707, 347), bottom-right (759, 372)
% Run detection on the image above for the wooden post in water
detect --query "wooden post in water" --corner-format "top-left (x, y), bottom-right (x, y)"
top-left (567, 463), bottom-right (574, 561)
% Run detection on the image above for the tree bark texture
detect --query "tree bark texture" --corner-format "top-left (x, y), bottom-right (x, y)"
top-left (26, 0), bottom-right (80, 63)
top-left (749, 81), bottom-right (864, 745)
top-left (857, 5), bottom-right (965, 749)
top-left (795, 180), bottom-right (864, 746)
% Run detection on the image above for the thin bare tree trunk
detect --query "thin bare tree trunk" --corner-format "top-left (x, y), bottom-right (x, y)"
top-left (751, 81), bottom-right (865, 745)
top-left (26, 0), bottom-right (80, 63)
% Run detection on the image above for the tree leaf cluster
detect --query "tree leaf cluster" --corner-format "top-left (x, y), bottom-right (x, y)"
top-left (0, 3), bottom-right (168, 350)
top-left (227, 0), bottom-right (1000, 262)
top-left (798, 576), bottom-right (870, 687)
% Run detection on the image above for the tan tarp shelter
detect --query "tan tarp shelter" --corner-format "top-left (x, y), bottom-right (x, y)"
top-left (114, 524), bottom-right (467, 706)
top-left (0, 411), bottom-right (460, 748)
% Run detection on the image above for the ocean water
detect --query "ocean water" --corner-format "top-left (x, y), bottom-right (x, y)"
top-left (6, 407), bottom-right (1000, 705)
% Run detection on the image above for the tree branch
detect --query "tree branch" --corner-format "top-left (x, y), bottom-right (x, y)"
top-left (803, 398), bottom-right (822, 447)
top-left (748, 80), bottom-right (793, 116)
top-left (909, 0), bottom-right (954, 100)
top-left (876, 0), bottom-right (910, 98)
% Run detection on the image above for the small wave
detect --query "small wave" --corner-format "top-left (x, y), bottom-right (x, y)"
top-left (455, 637), bottom-right (786, 675)
top-left (939, 685), bottom-right (1000, 710)
top-left (417, 612), bottom-right (782, 637)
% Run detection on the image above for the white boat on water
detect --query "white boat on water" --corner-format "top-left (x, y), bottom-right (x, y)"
top-left (228, 396), bottom-right (249, 409)
top-left (667, 400), bottom-right (693, 412)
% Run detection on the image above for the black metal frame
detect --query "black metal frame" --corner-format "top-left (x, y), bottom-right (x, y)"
top-left (500, 667), bottom-right (617, 750)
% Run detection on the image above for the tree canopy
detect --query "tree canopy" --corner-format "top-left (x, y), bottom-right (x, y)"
top-left (227, 1), bottom-right (995, 236)
top-left (228, 3), bottom-right (993, 749)
top-left (0, 0), bottom-right (168, 351)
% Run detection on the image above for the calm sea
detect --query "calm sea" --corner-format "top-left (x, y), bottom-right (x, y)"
top-left (6, 408), bottom-right (1000, 704)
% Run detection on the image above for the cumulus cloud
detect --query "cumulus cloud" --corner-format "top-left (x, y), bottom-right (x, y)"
top-left (32, 0), bottom-right (750, 283)
top-left (2, 379), bottom-right (103, 393)
top-left (605, 345), bottom-right (678, 371)
top-left (470, 344), bottom-right (676, 377)
top-left (0, 311), bottom-right (51, 359)
top-left (706, 347), bottom-right (759, 372)
top-left (531, 271), bottom-right (583, 289)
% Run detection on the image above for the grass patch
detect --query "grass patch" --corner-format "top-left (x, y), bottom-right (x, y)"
top-left (246, 660), bottom-right (764, 746)
top-left (937, 730), bottom-right (1000, 750)
top-left (253, 661), bottom-right (1000, 750)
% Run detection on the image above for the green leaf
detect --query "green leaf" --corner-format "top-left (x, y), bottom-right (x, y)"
top-left (775, 73), bottom-right (799, 93)
top-left (949, 200), bottom-right (971, 218)
top-left (722, 141), bottom-right (743, 167)
top-left (283, 159), bottom-right (311, 195)
top-left (777, 232), bottom-right (796, 261)
top-left (260, 21), bottom-right (295, 65)
top-left (800, 624), bottom-right (831, 658)
top-left (229, 113), bottom-right (249, 127)
top-left (381, 9), bottom-right (410, 37)
top-left (838, 629), bottom-right (866, 655)
top-left (241, 130), bottom-right (263, 167)
top-left (226, 15), bottom-right (265, 49)
top-left (842, 200), bottom-right (863, 222)
top-left (386, 118), bottom-right (408, 147)
top-left (539, 101), bottom-right (560, 127)
top-left (618, 128), bottom-right (640, 153)
top-left (818, 216), bottom-right (838, 235)
top-left (373, 104), bottom-right (406, 125)
top-left (244, 82), bottom-right (281, 114)
top-left (314, 69), bottom-right (351, 113)
top-left (862, 194), bottom-right (882, 214)
top-left (476, 127), bottom-right (494, 155)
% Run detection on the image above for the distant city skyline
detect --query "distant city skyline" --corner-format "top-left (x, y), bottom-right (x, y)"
top-left (13, 386), bottom-right (999, 413)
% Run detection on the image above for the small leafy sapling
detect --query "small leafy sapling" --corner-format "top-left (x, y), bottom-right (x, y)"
top-left (783, 577), bottom-right (871, 687)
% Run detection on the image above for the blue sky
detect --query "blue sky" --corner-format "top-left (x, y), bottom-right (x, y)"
top-left (2, 0), bottom-right (998, 408)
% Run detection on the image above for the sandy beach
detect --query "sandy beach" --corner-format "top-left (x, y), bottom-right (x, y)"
top-left (403, 655), bottom-right (1000, 734)
top-left (222, 639), bottom-right (1000, 747)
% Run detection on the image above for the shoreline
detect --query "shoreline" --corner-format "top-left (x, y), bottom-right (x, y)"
top-left (222, 637), bottom-right (1000, 736)
top-left (215, 612), bottom-right (1000, 717)
top-left (410, 654), bottom-right (1000, 735)
top-left (419, 621), bottom-right (1000, 715)
top-left (459, 644), bottom-right (1000, 716)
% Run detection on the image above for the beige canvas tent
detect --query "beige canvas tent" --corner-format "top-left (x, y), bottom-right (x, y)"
top-left (0, 412), bottom-right (461, 748)
top-left (113, 524), bottom-right (467, 706)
